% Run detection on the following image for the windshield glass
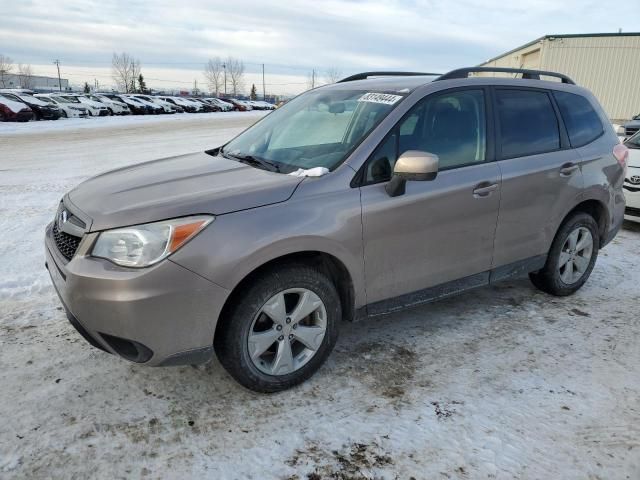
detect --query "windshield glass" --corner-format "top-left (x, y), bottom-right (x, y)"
top-left (61, 96), bottom-right (80, 103)
top-left (625, 131), bottom-right (640, 148)
top-left (222, 88), bottom-right (406, 172)
top-left (51, 96), bottom-right (71, 104)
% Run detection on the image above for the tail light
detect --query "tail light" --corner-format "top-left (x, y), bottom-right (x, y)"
top-left (613, 143), bottom-right (629, 176)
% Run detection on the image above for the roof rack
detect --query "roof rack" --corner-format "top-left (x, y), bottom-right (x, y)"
top-left (435, 67), bottom-right (575, 84)
top-left (337, 71), bottom-right (442, 83)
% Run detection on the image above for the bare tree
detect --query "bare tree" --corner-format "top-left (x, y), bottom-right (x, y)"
top-left (0, 54), bottom-right (14, 87)
top-left (111, 52), bottom-right (141, 93)
top-left (226, 56), bottom-right (245, 96)
top-left (17, 64), bottom-right (35, 89)
top-left (204, 57), bottom-right (224, 96)
top-left (324, 67), bottom-right (342, 84)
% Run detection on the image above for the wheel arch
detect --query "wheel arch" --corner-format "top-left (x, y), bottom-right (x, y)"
top-left (215, 250), bottom-right (357, 340)
top-left (560, 198), bottom-right (609, 247)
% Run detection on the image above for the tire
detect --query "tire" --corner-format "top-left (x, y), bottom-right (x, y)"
top-left (529, 212), bottom-right (599, 296)
top-left (215, 263), bottom-right (341, 392)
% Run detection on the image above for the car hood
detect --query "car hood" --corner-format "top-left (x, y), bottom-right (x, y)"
top-left (624, 119), bottom-right (640, 127)
top-left (68, 152), bottom-right (303, 231)
top-left (627, 147), bottom-right (640, 169)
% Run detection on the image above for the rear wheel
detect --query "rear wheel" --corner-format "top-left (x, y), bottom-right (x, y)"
top-left (529, 212), bottom-right (599, 296)
top-left (215, 264), bottom-right (341, 392)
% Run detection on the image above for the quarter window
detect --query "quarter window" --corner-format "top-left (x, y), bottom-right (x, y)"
top-left (553, 91), bottom-right (604, 147)
top-left (497, 89), bottom-right (560, 158)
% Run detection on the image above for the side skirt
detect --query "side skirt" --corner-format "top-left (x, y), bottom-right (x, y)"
top-left (357, 254), bottom-right (547, 319)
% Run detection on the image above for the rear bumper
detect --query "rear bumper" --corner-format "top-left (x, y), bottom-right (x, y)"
top-left (45, 223), bottom-right (229, 366)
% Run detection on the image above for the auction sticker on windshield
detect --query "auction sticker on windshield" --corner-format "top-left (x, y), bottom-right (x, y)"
top-left (358, 92), bottom-right (403, 105)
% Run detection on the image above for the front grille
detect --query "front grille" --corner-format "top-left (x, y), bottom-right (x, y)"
top-left (626, 127), bottom-right (639, 136)
top-left (52, 222), bottom-right (82, 261)
top-left (626, 207), bottom-right (640, 218)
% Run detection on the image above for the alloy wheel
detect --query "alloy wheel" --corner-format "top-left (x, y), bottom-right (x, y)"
top-left (248, 288), bottom-right (327, 376)
top-left (558, 226), bottom-right (593, 284)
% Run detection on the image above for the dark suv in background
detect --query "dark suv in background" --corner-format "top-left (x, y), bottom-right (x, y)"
top-left (46, 67), bottom-right (627, 392)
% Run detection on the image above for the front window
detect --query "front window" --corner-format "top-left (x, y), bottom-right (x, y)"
top-left (221, 88), bottom-right (407, 173)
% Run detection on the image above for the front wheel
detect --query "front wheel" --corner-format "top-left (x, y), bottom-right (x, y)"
top-left (529, 212), bottom-right (599, 296)
top-left (215, 264), bottom-right (341, 392)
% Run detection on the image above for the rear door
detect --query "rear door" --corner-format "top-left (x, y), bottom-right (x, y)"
top-left (492, 87), bottom-right (583, 270)
top-left (360, 88), bottom-right (501, 309)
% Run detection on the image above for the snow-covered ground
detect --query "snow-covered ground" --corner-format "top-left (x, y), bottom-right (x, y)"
top-left (1, 114), bottom-right (639, 479)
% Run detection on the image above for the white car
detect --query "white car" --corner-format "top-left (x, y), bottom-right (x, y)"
top-left (34, 94), bottom-right (89, 118)
top-left (130, 95), bottom-right (174, 113)
top-left (58, 94), bottom-right (109, 117)
top-left (623, 132), bottom-right (640, 222)
top-left (87, 95), bottom-right (129, 115)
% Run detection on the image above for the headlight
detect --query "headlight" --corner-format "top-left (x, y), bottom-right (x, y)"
top-left (92, 215), bottom-right (213, 267)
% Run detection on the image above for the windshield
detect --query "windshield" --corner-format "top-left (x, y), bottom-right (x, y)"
top-left (625, 130), bottom-right (640, 148)
top-left (222, 88), bottom-right (406, 172)
top-left (18, 94), bottom-right (48, 106)
top-left (51, 96), bottom-right (71, 104)
top-left (61, 96), bottom-right (80, 103)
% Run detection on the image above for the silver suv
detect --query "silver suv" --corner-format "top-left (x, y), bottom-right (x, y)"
top-left (45, 67), bottom-right (628, 392)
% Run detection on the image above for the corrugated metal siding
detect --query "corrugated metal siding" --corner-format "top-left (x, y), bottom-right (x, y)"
top-left (480, 35), bottom-right (640, 121)
top-left (540, 36), bottom-right (640, 121)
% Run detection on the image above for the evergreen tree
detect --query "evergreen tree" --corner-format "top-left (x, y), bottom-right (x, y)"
top-left (250, 83), bottom-right (257, 100)
top-left (137, 74), bottom-right (147, 94)
top-left (83, 82), bottom-right (90, 93)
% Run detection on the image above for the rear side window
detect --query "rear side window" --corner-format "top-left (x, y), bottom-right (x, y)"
top-left (496, 89), bottom-right (560, 158)
top-left (553, 91), bottom-right (604, 147)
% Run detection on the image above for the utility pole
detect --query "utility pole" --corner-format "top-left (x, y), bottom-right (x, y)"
top-left (312, 69), bottom-right (316, 89)
top-left (262, 63), bottom-right (266, 101)
top-left (223, 63), bottom-right (227, 95)
top-left (54, 59), bottom-right (62, 91)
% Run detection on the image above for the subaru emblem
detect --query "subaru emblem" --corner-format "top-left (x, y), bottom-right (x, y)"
top-left (631, 175), bottom-right (640, 185)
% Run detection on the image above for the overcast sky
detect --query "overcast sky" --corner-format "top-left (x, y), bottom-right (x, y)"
top-left (2, 0), bottom-right (639, 95)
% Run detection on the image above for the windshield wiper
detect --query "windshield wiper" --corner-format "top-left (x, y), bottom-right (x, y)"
top-left (223, 151), bottom-right (281, 172)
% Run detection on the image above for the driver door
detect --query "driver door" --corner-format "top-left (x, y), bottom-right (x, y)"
top-left (359, 88), bottom-right (501, 312)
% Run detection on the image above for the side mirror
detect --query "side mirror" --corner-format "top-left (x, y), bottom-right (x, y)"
top-left (386, 151), bottom-right (439, 197)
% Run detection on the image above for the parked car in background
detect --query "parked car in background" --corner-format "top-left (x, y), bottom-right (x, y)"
top-left (246, 100), bottom-right (275, 110)
top-left (56, 94), bottom-right (109, 117)
top-left (98, 94), bottom-right (148, 115)
top-left (43, 67), bottom-right (627, 392)
top-left (34, 94), bottom-right (89, 118)
top-left (0, 91), bottom-right (62, 120)
top-left (86, 95), bottom-right (130, 115)
top-left (0, 93), bottom-right (34, 121)
top-left (157, 96), bottom-right (199, 113)
top-left (623, 131), bottom-right (640, 222)
top-left (225, 98), bottom-right (249, 111)
top-left (623, 114), bottom-right (640, 138)
top-left (190, 98), bottom-right (219, 112)
top-left (131, 95), bottom-right (179, 113)
top-left (206, 98), bottom-right (234, 111)
top-left (126, 95), bottom-right (166, 114)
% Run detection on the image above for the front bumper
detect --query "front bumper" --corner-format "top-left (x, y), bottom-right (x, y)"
top-left (623, 173), bottom-right (640, 223)
top-left (45, 222), bottom-right (230, 366)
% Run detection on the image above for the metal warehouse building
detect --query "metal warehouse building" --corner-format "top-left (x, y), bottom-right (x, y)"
top-left (480, 32), bottom-right (640, 123)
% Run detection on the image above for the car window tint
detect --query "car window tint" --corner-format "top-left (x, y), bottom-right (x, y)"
top-left (398, 89), bottom-right (486, 170)
top-left (497, 89), bottom-right (559, 158)
top-left (365, 133), bottom-right (397, 183)
top-left (365, 89), bottom-right (486, 183)
top-left (553, 91), bottom-right (603, 147)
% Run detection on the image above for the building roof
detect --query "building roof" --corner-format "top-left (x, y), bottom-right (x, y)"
top-left (483, 32), bottom-right (640, 65)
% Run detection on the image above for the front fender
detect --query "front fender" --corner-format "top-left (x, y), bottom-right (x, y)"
top-left (170, 184), bottom-right (366, 308)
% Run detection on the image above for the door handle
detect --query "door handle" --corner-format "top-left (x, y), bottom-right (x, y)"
top-left (560, 163), bottom-right (579, 177)
top-left (473, 182), bottom-right (498, 198)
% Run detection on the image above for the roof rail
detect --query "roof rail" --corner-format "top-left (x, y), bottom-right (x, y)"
top-left (337, 71), bottom-right (442, 83)
top-left (435, 67), bottom-right (575, 84)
